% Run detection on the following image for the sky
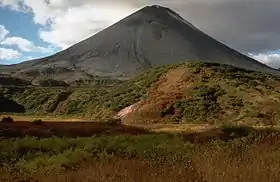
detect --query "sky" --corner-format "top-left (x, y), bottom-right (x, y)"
top-left (0, 0), bottom-right (279, 68)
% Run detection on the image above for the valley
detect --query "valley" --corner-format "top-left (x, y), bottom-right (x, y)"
top-left (2, 62), bottom-right (280, 125)
top-left (2, 62), bottom-right (280, 181)
top-left (1, 4), bottom-right (280, 182)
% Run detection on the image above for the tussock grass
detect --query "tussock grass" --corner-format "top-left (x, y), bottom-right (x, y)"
top-left (1, 127), bottom-right (280, 181)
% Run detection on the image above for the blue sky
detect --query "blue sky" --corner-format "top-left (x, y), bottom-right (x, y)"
top-left (0, 6), bottom-right (59, 64)
top-left (1, 7), bottom-right (42, 46)
top-left (0, 1), bottom-right (134, 65)
top-left (0, 0), bottom-right (279, 68)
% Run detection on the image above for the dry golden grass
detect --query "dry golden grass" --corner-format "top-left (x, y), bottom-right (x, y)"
top-left (129, 123), bottom-right (215, 133)
top-left (2, 148), bottom-right (280, 182)
top-left (24, 159), bottom-right (203, 182)
top-left (1, 125), bottom-right (280, 182)
top-left (193, 147), bottom-right (280, 182)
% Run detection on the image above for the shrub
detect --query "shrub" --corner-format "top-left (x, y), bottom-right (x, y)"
top-left (1, 117), bottom-right (14, 123)
top-left (165, 85), bottom-right (225, 123)
top-left (228, 96), bottom-right (244, 108)
top-left (219, 124), bottom-right (254, 138)
top-left (32, 119), bottom-right (42, 125)
top-left (104, 118), bottom-right (122, 126)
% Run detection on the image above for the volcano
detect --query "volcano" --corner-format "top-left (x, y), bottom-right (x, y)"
top-left (0, 5), bottom-right (278, 84)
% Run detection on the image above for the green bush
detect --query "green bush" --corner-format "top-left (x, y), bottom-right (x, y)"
top-left (32, 119), bottom-right (42, 125)
top-left (103, 118), bottom-right (122, 126)
top-left (0, 134), bottom-right (189, 172)
top-left (219, 124), bottom-right (254, 138)
top-left (165, 85), bottom-right (225, 123)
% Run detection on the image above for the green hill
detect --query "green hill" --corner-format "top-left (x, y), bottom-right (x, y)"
top-left (2, 62), bottom-right (280, 125)
top-left (0, 64), bottom-right (174, 120)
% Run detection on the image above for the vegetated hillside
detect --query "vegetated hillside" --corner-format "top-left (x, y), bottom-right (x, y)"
top-left (0, 73), bottom-right (123, 87)
top-left (124, 62), bottom-right (280, 125)
top-left (0, 64), bottom-right (174, 119)
top-left (2, 62), bottom-right (280, 125)
top-left (0, 5), bottom-right (278, 84)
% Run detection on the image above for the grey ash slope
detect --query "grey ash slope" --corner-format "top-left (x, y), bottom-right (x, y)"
top-left (0, 5), bottom-right (279, 84)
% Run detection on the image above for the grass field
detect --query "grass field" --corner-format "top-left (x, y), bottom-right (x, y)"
top-left (1, 123), bottom-right (280, 182)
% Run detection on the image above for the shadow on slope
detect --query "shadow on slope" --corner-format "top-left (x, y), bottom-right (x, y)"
top-left (0, 97), bottom-right (25, 113)
top-left (0, 76), bottom-right (31, 86)
top-left (183, 125), bottom-right (280, 144)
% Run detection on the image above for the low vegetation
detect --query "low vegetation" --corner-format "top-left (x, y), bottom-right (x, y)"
top-left (32, 119), bottom-right (42, 125)
top-left (36, 79), bottom-right (69, 87)
top-left (1, 62), bottom-right (280, 181)
top-left (0, 126), bottom-right (280, 182)
top-left (163, 85), bottom-right (225, 122)
top-left (0, 120), bottom-right (149, 138)
top-left (125, 62), bottom-right (280, 124)
top-left (0, 64), bottom-right (175, 120)
top-left (2, 62), bottom-right (280, 124)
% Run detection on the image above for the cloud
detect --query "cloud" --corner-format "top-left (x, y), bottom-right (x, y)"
top-left (0, 25), bottom-right (9, 41)
top-left (0, 0), bottom-right (30, 12)
top-left (0, 0), bottom-right (21, 11)
top-left (39, 4), bottom-right (136, 48)
top-left (1, 36), bottom-right (53, 53)
top-left (1, 1), bottom-right (136, 49)
top-left (249, 52), bottom-right (280, 69)
top-left (0, 47), bottom-right (22, 60)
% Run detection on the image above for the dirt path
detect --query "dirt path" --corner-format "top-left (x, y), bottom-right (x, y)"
top-left (2, 114), bottom-right (279, 134)
top-left (127, 123), bottom-right (280, 133)
top-left (127, 123), bottom-right (217, 133)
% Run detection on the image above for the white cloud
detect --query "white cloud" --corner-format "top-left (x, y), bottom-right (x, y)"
top-left (249, 52), bottom-right (280, 69)
top-left (0, 0), bottom-right (136, 49)
top-left (0, 0), bottom-right (30, 12)
top-left (0, 0), bottom-right (21, 10)
top-left (39, 4), bottom-right (135, 48)
top-left (0, 25), bottom-right (9, 41)
top-left (1, 36), bottom-right (53, 53)
top-left (0, 47), bottom-right (22, 60)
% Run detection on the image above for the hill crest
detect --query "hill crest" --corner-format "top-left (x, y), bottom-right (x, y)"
top-left (0, 5), bottom-right (279, 85)
top-left (2, 62), bottom-right (280, 125)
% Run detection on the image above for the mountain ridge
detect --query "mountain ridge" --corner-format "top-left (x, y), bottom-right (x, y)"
top-left (2, 62), bottom-right (280, 125)
top-left (0, 5), bottom-right (279, 85)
